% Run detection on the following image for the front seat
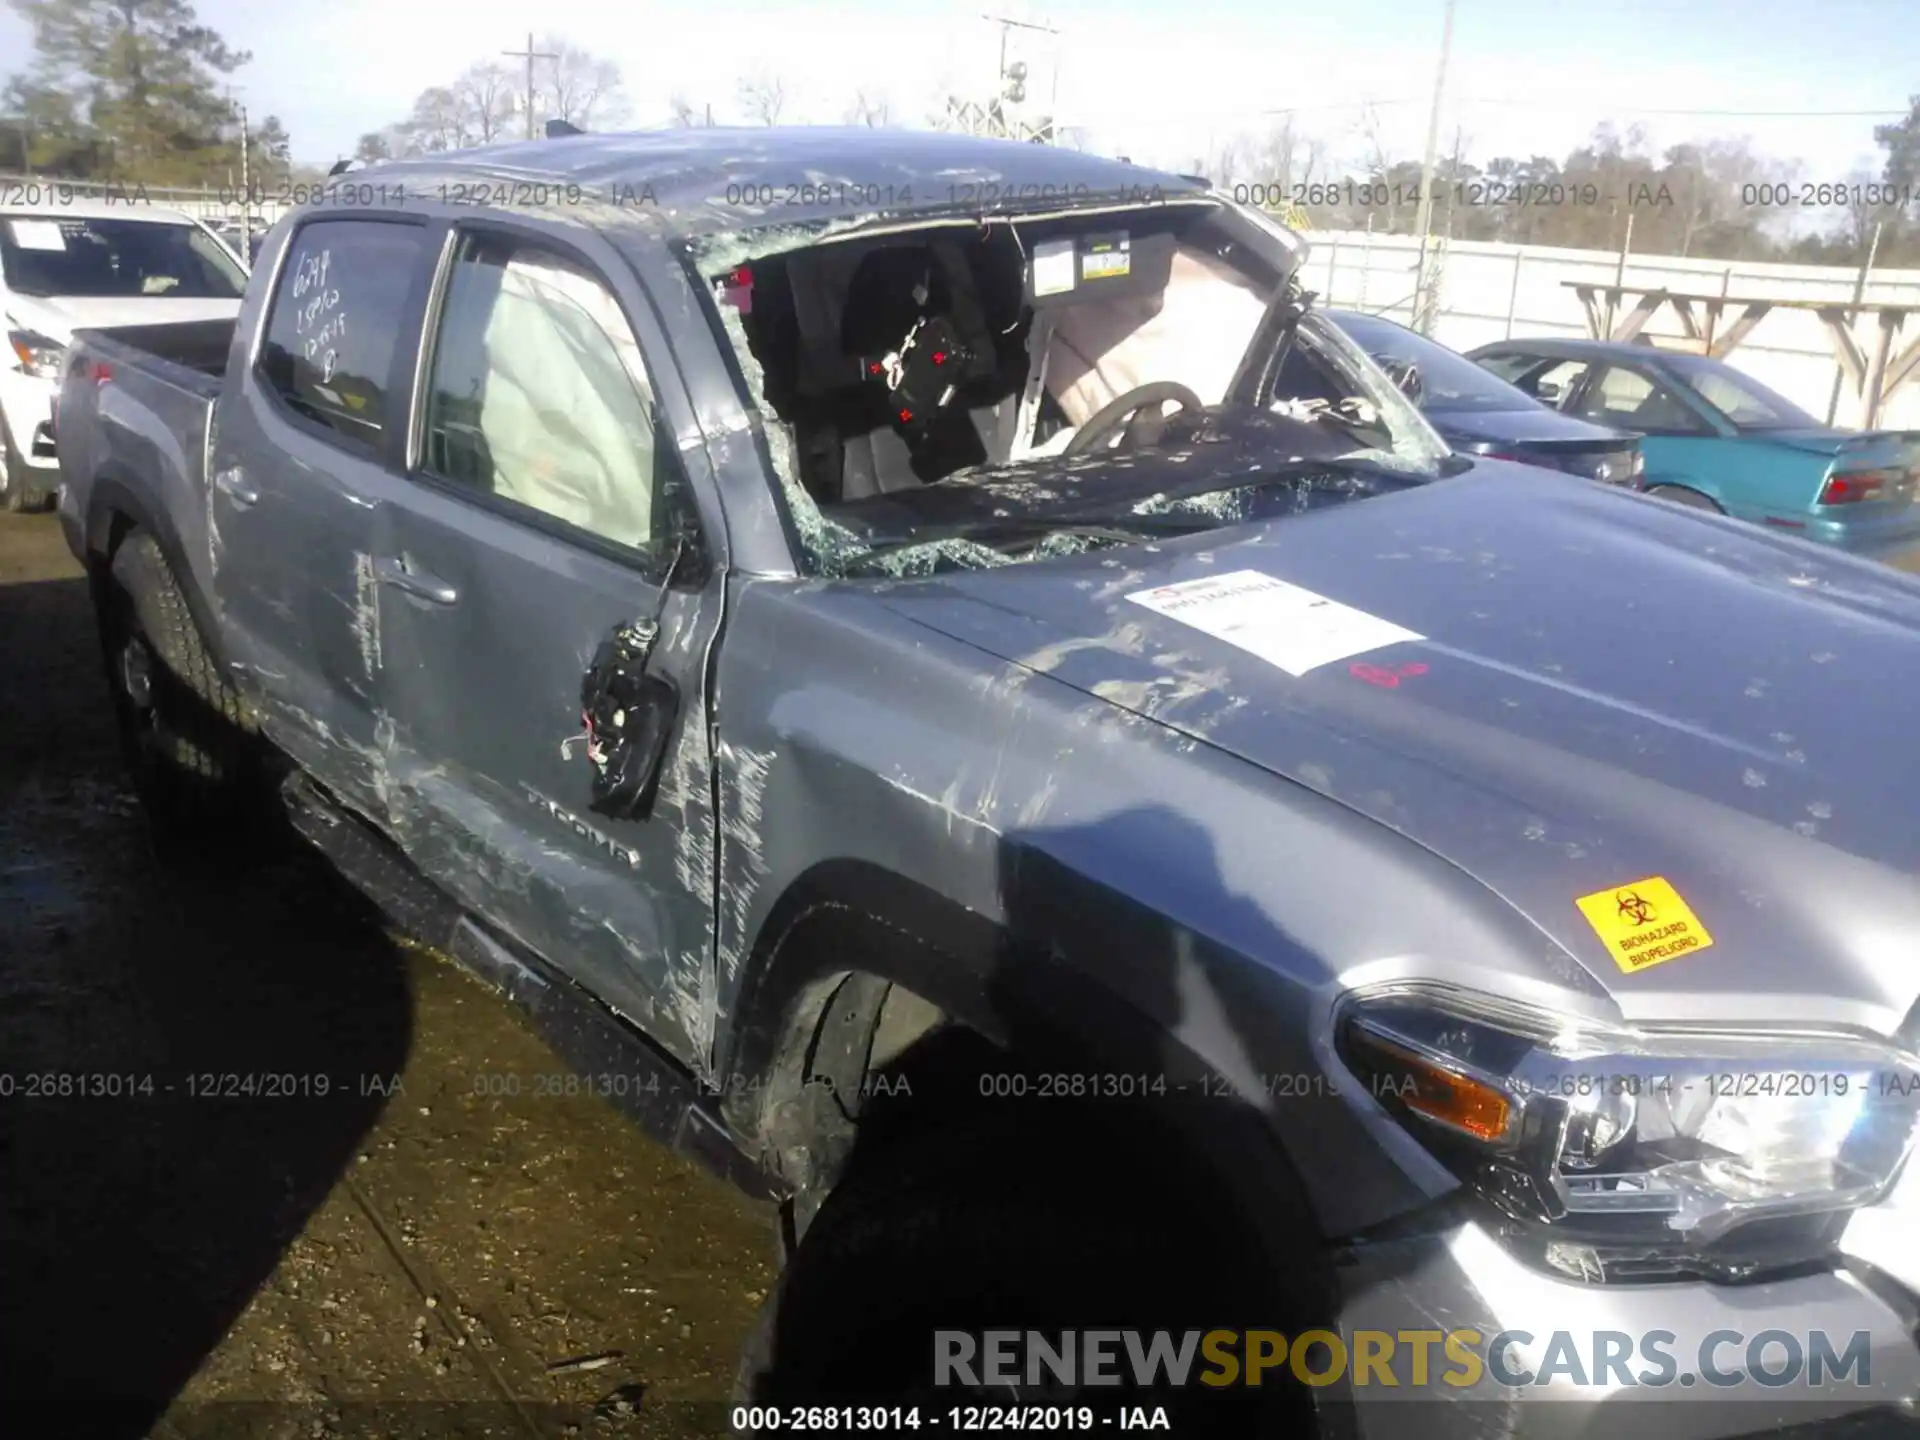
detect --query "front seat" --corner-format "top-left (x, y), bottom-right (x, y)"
top-left (839, 423), bottom-right (923, 500)
top-left (831, 242), bottom-right (1005, 499)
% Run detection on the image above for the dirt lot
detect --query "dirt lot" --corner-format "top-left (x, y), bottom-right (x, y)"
top-left (0, 510), bottom-right (775, 1438)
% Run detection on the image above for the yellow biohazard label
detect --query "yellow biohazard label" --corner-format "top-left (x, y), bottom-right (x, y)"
top-left (1574, 876), bottom-right (1714, 974)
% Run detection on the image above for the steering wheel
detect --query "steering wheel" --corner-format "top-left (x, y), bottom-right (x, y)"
top-left (1062, 381), bottom-right (1207, 458)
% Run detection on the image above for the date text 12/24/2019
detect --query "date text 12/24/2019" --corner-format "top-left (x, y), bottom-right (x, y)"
top-left (0, 1072), bottom-right (404, 1099)
top-left (218, 180), bottom-right (1171, 213)
top-left (731, 1405), bottom-right (1174, 1432)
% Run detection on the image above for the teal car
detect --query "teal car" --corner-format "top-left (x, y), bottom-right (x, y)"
top-left (1468, 337), bottom-right (1920, 569)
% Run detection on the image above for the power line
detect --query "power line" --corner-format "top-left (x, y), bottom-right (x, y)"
top-left (1459, 100), bottom-right (1911, 117)
top-left (1262, 99), bottom-right (1911, 118)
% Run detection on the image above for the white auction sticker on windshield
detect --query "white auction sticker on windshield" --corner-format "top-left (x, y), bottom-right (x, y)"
top-left (1031, 238), bottom-right (1076, 297)
top-left (1126, 570), bottom-right (1424, 677)
top-left (8, 219), bottom-right (67, 251)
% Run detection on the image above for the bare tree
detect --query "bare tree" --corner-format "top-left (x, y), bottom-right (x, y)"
top-left (1203, 131), bottom-right (1257, 187)
top-left (1057, 125), bottom-right (1094, 152)
top-left (845, 88), bottom-right (890, 128)
top-left (453, 62), bottom-right (517, 144)
top-left (668, 92), bottom-right (702, 128)
top-left (1357, 102), bottom-right (1393, 181)
top-left (396, 86), bottom-right (468, 154)
top-left (738, 71), bottom-right (787, 126)
top-left (1836, 166), bottom-right (1886, 253)
top-left (539, 35), bottom-right (630, 129)
top-left (1249, 114), bottom-right (1327, 193)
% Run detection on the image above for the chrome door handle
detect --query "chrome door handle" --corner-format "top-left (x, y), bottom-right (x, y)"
top-left (214, 467), bottom-right (259, 507)
top-left (371, 554), bottom-right (457, 605)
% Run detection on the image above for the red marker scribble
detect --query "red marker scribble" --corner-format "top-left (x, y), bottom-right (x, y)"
top-left (1350, 661), bottom-right (1429, 688)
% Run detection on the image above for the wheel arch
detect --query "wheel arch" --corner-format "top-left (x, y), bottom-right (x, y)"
top-left (81, 470), bottom-right (229, 670)
top-left (719, 856), bottom-right (1341, 1317)
top-left (1643, 478), bottom-right (1724, 511)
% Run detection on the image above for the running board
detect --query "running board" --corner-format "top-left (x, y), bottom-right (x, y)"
top-left (278, 772), bottom-right (785, 1203)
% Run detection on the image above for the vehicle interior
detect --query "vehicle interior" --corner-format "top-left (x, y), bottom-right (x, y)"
top-left (715, 203), bottom-right (1377, 511)
top-left (0, 215), bottom-right (246, 300)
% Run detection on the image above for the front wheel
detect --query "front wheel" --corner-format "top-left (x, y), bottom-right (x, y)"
top-left (738, 1108), bottom-right (1315, 1435)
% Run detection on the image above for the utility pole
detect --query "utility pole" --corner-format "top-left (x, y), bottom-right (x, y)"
top-left (1410, 0), bottom-right (1458, 333)
top-left (982, 12), bottom-right (1061, 141)
top-left (238, 103), bottom-right (252, 260)
top-left (503, 32), bottom-right (559, 141)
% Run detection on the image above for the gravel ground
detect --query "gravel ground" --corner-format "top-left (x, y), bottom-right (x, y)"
top-left (0, 509), bottom-right (776, 1439)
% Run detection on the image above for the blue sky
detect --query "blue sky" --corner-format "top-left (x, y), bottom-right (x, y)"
top-left (1, 0), bottom-right (1915, 187)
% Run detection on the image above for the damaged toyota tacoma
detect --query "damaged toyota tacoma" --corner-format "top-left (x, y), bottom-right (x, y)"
top-left (53, 129), bottom-right (1920, 1437)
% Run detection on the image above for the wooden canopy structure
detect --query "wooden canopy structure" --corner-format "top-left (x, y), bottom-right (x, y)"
top-left (1562, 281), bottom-right (1920, 429)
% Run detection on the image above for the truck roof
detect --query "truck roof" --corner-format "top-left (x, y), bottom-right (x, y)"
top-left (358, 126), bottom-right (1209, 238)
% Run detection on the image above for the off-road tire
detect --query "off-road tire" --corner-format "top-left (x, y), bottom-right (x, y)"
top-left (736, 1106), bottom-right (1315, 1436)
top-left (99, 529), bottom-right (277, 845)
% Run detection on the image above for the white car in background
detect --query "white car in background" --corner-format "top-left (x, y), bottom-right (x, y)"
top-left (2, 201), bottom-right (247, 512)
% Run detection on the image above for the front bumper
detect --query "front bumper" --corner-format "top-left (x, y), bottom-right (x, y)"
top-left (0, 366), bottom-right (59, 472)
top-left (1330, 1216), bottom-right (1920, 1439)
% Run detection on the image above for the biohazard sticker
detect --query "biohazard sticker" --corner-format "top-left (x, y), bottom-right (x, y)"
top-left (1574, 876), bottom-right (1715, 973)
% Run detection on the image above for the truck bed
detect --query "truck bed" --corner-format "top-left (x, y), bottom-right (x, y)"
top-left (80, 318), bottom-right (236, 396)
top-left (57, 320), bottom-right (237, 615)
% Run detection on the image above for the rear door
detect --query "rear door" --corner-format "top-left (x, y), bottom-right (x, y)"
top-left (373, 218), bottom-right (725, 1069)
top-left (1566, 363), bottom-right (1737, 509)
top-left (209, 214), bottom-right (437, 816)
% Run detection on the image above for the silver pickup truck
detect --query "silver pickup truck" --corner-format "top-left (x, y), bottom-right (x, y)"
top-left (53, 128), bottom-right (1920, 1437)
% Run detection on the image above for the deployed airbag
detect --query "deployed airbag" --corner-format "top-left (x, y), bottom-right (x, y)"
top-left (1044, 245), bottom-right (1267, 427)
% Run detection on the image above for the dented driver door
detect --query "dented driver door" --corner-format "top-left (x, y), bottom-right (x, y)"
top-left (373, 219), bottom-right (724, 1070)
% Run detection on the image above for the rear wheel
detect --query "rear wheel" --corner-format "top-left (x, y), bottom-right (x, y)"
top-left (738, 1105), bottom-right (1316, 1435)
top-left (97, 529), bottom-right (279, 847)
top-left (1645, 484), bottom-right (1720, 511)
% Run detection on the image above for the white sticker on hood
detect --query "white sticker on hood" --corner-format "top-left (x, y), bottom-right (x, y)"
top-left (1126, 570), bottom-right (1424, 677)
top-left (8, 219), bottom-right (67, 251)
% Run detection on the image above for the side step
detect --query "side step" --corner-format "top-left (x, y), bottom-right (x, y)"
top-left (278, 772), bottom-right (785, 1203)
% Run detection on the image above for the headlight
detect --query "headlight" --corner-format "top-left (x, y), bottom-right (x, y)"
top-left (1630, 448), bottom-right (1646, 477)
top-left (7, 328), bottom-right (65, 379)
top-left (1338, 985), bottom-right (1920, 1284)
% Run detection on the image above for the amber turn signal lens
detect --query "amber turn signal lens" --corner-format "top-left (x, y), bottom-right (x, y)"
top-left (1355, 1032), bottom-right (1515, 1144)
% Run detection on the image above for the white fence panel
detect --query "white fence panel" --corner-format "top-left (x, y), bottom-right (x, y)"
top-left (1299, 229), bottom-right (1920, 431)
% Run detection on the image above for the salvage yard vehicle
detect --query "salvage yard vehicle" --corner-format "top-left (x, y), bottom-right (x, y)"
top-left (1471, 336), bottom-right (1920, 567)
top-left (2, 200), bottom-right (246, 512)
top-left (1326, 308), bottom-right (1644, 485)
top-left (53, 128), bottom-right (1920, 1436)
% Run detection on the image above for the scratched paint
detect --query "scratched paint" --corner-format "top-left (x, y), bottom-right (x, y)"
top-left (661, 695), bottom-right (719, 903)
top-left (715, 740), bottom-right (777, 988)
top-left (350, 552), bottom-right (381, 682)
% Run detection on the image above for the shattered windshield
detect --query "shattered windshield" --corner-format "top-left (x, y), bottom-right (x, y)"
top-left (695, 201), bottom-right (1456, 579)
top-left (1328, 309), bottom-right (1546, 415)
